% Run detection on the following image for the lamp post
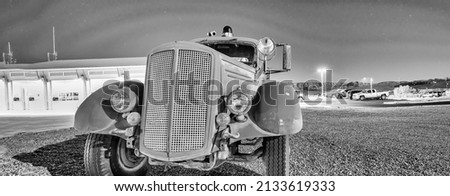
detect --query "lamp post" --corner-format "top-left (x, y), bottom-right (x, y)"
top-left (370, 78), bottom-right (373, 93)
top-left (446, 77), bottom-right (448, 90)
top-left (318, 68), bottom-right (326, 98)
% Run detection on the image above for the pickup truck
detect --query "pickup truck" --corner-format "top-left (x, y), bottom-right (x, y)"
top-left (422, 90), bottom-right (445, 98)
top-left (352, 89), bottom-right (389, 100)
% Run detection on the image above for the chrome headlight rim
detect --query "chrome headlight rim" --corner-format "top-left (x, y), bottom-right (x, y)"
top-left (226, 89), bottom-right (252, 115)
top-left (257, 37), bottom-right (276, 61)
top-left (110, 87), bottom-right (137, 113)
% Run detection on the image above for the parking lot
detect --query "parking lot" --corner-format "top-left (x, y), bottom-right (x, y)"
top-left (302, 96), bottom-right (450, 108)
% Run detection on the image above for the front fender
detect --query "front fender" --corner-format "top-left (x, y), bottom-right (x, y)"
top-left (249, 81), bottom-right (303, 135)
top-left (74, 80), bottom-right (144, 133)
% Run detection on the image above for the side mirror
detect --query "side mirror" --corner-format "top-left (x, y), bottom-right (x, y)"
top-left (260, 39), bottom-right (292, 74)
top-left (282, 44), bottom-right (292, 71)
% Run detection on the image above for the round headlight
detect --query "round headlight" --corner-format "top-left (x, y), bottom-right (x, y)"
top-left (216, 112), bottom-right (231, 127)
top-left (257, 37), bottom-right (276, 61)
top-left (126, 112), bottom-right (141, 126)
top-left (110, 87), bottom-right (137, 113)
top-left (227, 90), bottom-right (251, 115)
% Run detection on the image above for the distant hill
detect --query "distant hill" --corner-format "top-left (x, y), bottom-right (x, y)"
top-left (295, 77), bottom-right (449, 93)
top-left (343, 78), bottom-right (449, 91)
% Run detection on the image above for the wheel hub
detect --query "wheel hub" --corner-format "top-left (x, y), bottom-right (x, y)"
top-left (117, 139), bottom-right (142, 168)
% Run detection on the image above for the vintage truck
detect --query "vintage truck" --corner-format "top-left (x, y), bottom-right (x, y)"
top-left (352, 89), bottom-right (389, 100)
top-left (74, 26), bottom-right (302, 176)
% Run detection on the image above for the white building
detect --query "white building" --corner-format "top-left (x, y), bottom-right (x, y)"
top-left (0, 58), bottom-right (146, 113)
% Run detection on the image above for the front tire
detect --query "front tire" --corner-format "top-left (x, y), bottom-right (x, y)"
top-left (262, 135), bottom-right (290, 176)
top-left (359, 96), bottom-right (365, 101)
top-left (84, 133), bottom-right (148, 176)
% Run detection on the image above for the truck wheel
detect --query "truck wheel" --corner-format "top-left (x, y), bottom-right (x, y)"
top-left (381, 94), bottom-right (387, 100)
top-left (359, 96), bottom-right (365, 101)
top-left (262, 135), bottom-right (290, 176)
top-left (84, 133), bottom-right (148, 176)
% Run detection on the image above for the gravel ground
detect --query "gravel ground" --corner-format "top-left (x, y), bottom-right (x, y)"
top-left (0, 128), bottom-right (264, 176)
top-left (1, 105), bottom-right (449, 176)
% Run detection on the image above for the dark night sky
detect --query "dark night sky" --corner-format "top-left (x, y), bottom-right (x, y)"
top-left (1, 0), bottom-right (450, 82)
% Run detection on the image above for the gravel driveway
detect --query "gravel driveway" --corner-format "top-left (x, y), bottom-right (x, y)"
top-left (0, 128), bottom-right (264, 176)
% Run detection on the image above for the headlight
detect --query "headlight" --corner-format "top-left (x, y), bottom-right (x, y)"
top-left (126, 112), bottom-right (141, 126)
top-left (216, 112), bottom-right (231, 127)
top-left (257, 37), bottom-right (276, 61)
top-left (110, 87), bottom-right (137, 113)
top-left (226, 90), bottom-right (251, 115)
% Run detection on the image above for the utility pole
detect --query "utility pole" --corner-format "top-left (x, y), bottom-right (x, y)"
top-left (8, 42), bottom-right (11, 56)
top-left (446, 77), bottom-right (448, 90)
top-left (320, 70), bottom-right (324, 97)
top-left (47, 26), bottom-right (58, 61)
top-left (318, 68), bottom-right (326, 98)
top-left (2, 42), bottom-right (15, 64)
top-left (370, 78), bottom-right (373, 93)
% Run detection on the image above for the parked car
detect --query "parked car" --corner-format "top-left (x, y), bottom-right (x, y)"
top-left (347, 90), bottom-right (362, 100)
top-left (352, 89), bottom-right (389, 100)
top-left (297, 92), bottom-right (304, 101)
top-left (422, 91), bottom-right (443, 98)
top-left (327, 89), bottom-right (348, 99)
top-left (75, 26), bottom-right (302, 176)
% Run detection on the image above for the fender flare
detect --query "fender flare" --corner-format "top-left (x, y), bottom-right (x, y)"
top-left (74, 80), bottom-right (144, 134)
top-left (248, 81), bottom-right (303, 135)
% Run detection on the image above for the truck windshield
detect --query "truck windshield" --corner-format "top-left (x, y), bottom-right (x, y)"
top-left (203, 43), bottom-right (255, 66)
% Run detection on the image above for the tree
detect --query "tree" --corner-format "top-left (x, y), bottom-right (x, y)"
top-left (393, 85), bottom-right (417, 98)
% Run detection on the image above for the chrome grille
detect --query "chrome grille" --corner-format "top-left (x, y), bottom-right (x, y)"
top-left (170, 50), bottom-right (211, 152)
top-left (144, 49), bottom-right (211, 153)
top-left (144, 50), bottom-right (174, 151)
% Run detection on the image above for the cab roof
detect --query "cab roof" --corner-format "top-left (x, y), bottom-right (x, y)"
top-left (191, 36), bottom-right (259, 46)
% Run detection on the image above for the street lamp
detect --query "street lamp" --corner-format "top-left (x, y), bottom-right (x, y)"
top-left (317, 68), bottom-right (326, 98)
top-left (446, 77), bottom-right (448, 90)
top-left (370, 78), bottom-right (373, 92)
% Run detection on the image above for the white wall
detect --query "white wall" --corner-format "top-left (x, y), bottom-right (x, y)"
top-left (10, 81), bottom-right (45, 111)
top-left (0, 76), bottom-right (145, 113)
top-left (0, 80), bottom-right (6, 111)
top-left (51, 80), bottom-right (84, 112)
